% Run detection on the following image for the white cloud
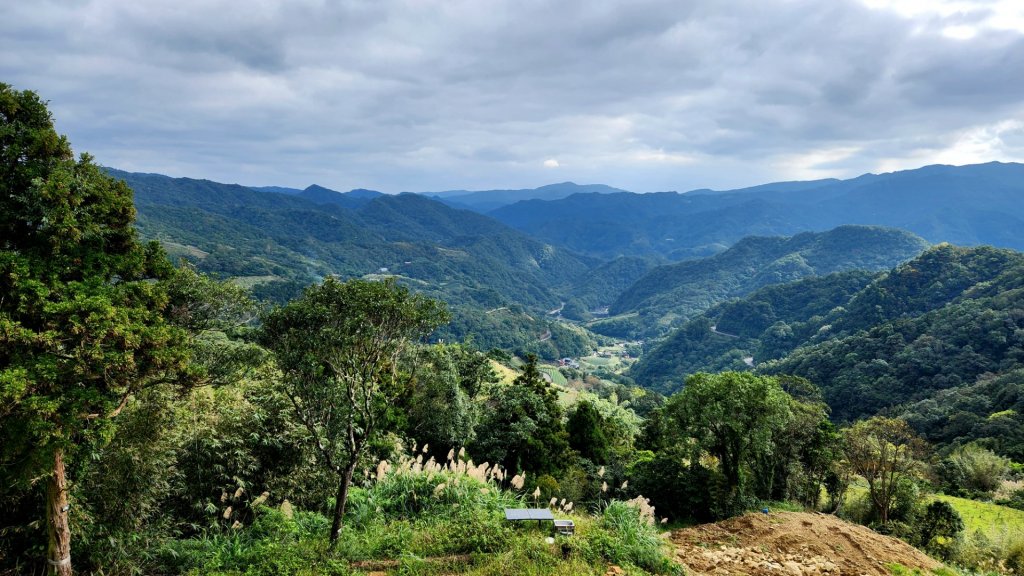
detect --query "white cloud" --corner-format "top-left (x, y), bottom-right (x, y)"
top-left (543, 158), bottom-right (560, 168)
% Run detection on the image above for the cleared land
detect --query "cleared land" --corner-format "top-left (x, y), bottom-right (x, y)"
top-left (671, 511), bottom-right (940, 576)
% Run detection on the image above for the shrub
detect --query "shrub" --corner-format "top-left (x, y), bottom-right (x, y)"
top-left (1006, 540), bottom-right (1024, 576)
top-left (915, 501), bottom-right (964, 561)
top-left (936, 445), bottom-right (1010, 498)
top-left (574, 499), bottom-right (681, 575)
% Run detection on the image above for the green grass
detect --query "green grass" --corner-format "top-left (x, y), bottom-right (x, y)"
top-left (847, 480), bottom-right (1024, 547)
top-left (538, 366), bottom-right (568, 386)
top-left (932, 494), bottom-right (1024, 546)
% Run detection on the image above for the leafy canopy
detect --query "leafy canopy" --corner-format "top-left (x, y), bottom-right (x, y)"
top-left (0, 84), bottom-right (187, 485)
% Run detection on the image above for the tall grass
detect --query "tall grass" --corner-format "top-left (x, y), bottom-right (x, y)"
top-left (139, 449), bottom-right (681, 575)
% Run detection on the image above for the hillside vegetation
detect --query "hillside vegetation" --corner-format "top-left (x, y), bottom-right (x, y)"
top-left (631, 244), bottom-right (1024, 461)
top-left (117, 170), bottom-right (597, 358)
top-left (602, 226), bottom-right (927, 338)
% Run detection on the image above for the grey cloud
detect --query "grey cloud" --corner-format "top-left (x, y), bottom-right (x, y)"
top-left (2, 0), bottom-right (1023, 192)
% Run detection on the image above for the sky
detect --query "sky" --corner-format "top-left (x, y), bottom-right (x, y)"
top-left (3, 0), bottom-right (1024, 193)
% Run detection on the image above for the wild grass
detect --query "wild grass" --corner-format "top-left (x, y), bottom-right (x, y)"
top-left (142, 450), bottom-right (680, 575)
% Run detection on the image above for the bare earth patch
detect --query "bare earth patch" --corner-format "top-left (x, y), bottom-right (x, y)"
top-left (671, 511), bottom-right (940, 576)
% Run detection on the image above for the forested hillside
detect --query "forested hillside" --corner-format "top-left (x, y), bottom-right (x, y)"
top-left (489, 162), bottom-right (1024, 259)
top-left (629, 270), bottom-right (879, 391)
top-left (631, 244), bottom-right (1024, 459)
top-left (597, 226), bottom-right (927, 338)
top-left (116, 170), bottom-right (597, 357)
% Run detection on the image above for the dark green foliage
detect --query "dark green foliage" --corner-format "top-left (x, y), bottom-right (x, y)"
top-left (611, 226), bottom-right (927, 337)
top-left (567, 401), bottom-right (611, 464)
top-left (628, 449), bottom-right (716, 522)
top-left (898, 369), bottom-right (1024, 461)
top-left (667, 372), bottom-right (792, 501)
top-left (916, 501), bottom-right (965, 560)
top-left (569, 256), bottom-right (661, 312)
top-left (471, 355), bottom-right (569, 475)
top-left (0, 84), bottom-right (192, 573)
top-left (628, 271), bottom-right (877, 393)
top-left (764, 245), bottom-right (1024, 422)
top-left (402, 344), bottom-right (494, 456)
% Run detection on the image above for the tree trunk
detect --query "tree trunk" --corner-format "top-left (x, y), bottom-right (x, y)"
top-left (46, 447), bottom-right (72, 576)
top-left (328, 461), bottom-right (358, 548)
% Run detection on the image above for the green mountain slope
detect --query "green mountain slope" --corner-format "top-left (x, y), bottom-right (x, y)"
top-left (113, 170), bottom-right (596, 357)
top-left (629, 244), bottom-right (1024, 457)
top-left (628, 270), bottom-right (879, 393)
top-left (762, 244), bottom-right (1024, 421)
top-left (606, 226), bottom-right (928, 337)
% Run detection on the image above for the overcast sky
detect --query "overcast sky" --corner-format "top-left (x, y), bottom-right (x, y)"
top-left (3, 0), bottom-right (1023, 192)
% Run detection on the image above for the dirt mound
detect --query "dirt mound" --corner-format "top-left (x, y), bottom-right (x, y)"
top-left (671, 511), bottom-right (940, 576)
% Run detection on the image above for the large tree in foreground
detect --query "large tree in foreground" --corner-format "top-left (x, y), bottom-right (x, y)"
top-left (668, 372), bottom-right (792, 502)
top-left (0, 84), bottom-right (189, 575)
top-left (257, 277), bottom-right (448, 546)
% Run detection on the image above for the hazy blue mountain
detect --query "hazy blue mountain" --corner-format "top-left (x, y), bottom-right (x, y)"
top-left (422, 182), bottom-right (627, 212)
top-left (594, 226), bottom-right (929, 338)
top-left (249, 185), bottom-right (303, 195)
top-left (489, 162), bottom-right (1024, 259)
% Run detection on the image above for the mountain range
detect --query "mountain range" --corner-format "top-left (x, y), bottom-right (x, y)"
top-left (488, 161), bottom-right (1024, 259)
top-left (110, 161), bottom-right (1024, 368)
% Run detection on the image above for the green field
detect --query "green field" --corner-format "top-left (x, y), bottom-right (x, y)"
top-left (848, 482), bottom-right (1024, 546)
top-left (539, 365), bottom-right (568, 386)
top-left (933, 494), bottom-right (1024, 546)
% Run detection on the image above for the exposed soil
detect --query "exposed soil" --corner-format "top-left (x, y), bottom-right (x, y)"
top-left (671, 511), bottom-right (941, 576)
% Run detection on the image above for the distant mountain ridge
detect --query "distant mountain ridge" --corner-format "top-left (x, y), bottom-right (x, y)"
top-left (489, 161), bottom-right (1024, 259)
top-left (422, 182), bottom-right (628, 212)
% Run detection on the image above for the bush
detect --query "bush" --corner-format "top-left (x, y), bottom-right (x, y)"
top-left (915, 501), bottom-right (964, 561)
top-left (1006, 540), bottom-right (1024, 576)
top-left (573, 499), bottom-right (681, 575)
top-left (936, 445), bottom-right (1010, 498)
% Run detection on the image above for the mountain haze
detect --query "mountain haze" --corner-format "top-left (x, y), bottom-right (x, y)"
top-left (489, 162), bottom-right (1024, 259)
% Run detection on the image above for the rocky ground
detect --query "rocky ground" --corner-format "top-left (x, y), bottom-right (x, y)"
top-left (671, 511), bottom-right (940, 576)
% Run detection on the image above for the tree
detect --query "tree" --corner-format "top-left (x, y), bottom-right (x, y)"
top-left (0, 84), bottom-right (189, 575)
top-left (667, 372), bottom-right (792, 502)
top-left (916, 500), bottom-right (964, 560)
top-left (567, 401), bottom-right (611, 464)
top-left (471, 354), bottom-right (568, 475)
top-left (936, 444), bottom-right (1009, 498)
top-left (257, 277), bottom-right (448, 546)
top-left (404, 344), bottom-right (489, 456)
top-left (843, 416), bottom-right (927, 525)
